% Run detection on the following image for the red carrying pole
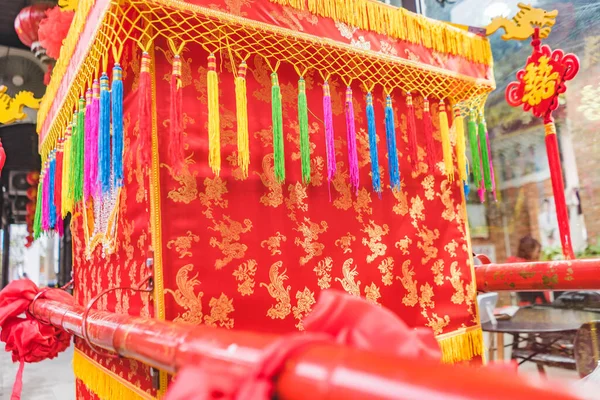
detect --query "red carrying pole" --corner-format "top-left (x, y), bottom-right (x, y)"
top-left (29, 297), bottom-right (580, 400)
top-left (476, 258), bottom-right (600, 293)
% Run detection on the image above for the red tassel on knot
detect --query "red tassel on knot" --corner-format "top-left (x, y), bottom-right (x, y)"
top-left (138, 52), bottom-right (152, 168)
top-left (406, 93), bottom-right (419, 170)
top-left (169, 54), bottom-right (184, 173)
top-left (423, 98), bottom-right (437, 173)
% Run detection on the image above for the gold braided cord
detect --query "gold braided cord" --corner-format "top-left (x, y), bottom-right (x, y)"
top-left (39, 0), bottom-right (495, 159)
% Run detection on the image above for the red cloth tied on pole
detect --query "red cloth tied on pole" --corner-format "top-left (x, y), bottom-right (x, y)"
top-left (165, 290), bottom-right (441, 400)
top-left (0, 280), bottom-right (73, 400)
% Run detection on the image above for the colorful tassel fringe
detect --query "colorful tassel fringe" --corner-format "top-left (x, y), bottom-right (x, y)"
top-left (454, 106), bottom-right (467, 183)
top-left (68, 113), bottom-right (78, 207)
top-left (138, 53), bottom-right (152, 168)
top-left (298, 78), bottom-right (311, 184)
top-left (169, 55), bottom-right (184, 173)
top-left (111, 64), bottom-right (124, 187)
top-left (384, 95), bottom-right (401, 191)
top-left (438, 100), bottom-right (454, 181)
top-left (271, 72), bottom-right (285, 182)
top-left (365, 92), bottom-right (381, 194)
top-left (41, 165), bottom-right (49, 231)
top-left (98, 73), bottom-right (111, 194)
top-left (61, 127), bottom-right (72, 217)
top-left (478, 115), bottom-right (493, 191)
top-left (423, 98), bottom-right (436, 173)
top-left (88, 80), bottom-right (100, 198)
top-left (323, 81), bottom-right (336, 186)
top-left (74, 97), bottom-right (85, 202)
top-left (48, 154), bottom-right (56, 230)
top-left (345, 87), bottom-right (359, 195)
top-left (406, 93), bottom-right (419, 170)
top-left (235, 61), bottom-right (249, 179)
top-left (467, 111), bottom-right (482, 189)
top-left (55, 144), bottom-right (64, 236)
top-left (207, 54), bottom-right (221, 176)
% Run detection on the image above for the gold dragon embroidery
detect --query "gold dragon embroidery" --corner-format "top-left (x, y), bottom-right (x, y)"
top-left (419, 283), bottom-right (435, 315)
top-left (233, 260), bottom-right (257, 296)
top-left (285, 182), bottom-right (308, 222)
top-left (426, 313), bottom-right (450, 335)
top-left (447, 261), bottom-right (465, 305)
top-left (432, 260), bottom-right (445, 286)
top-left (204, 293), bottom-right (234, 329)
top-left (438, 180), bottom-right (457, 222)
top-left (167, 231), bottom-right (200, 258)
top-left (314, 257), bottom-right (333, 289)
top-left (209, 216), bottom-right (253, 270)
top-left (260, 261), bottom-right (292, 319)
top-left (410, 195), bottom-right (425, 228)
top-left (336, 258), bottom-right (361, 297)
top-left (361, 221), bottom-right (389, 263)
top-left (397, 260), bottom-right (418, 307)
top-left (335, 232), bottom-right (356, 254)
top-left (392, 181), bottom-right (409, 216)
top-left (162, 155), bottom-right (199, 205)
top-left (261, 232), bottom-right (287, 256)
top-left (377, 257), bottom-right (394, 286)
top-left (292, 288), bottom-right (316, 331)
top-left (417, 226), bottom-right (440, 265)
top-left (395, 236), bottom-right (412, 255)
top-left (444, 240), bottom-right (458, 258)
top-left (165, 264), bottom-right (203, 325)
top-left (354, 188), bottom-right (373, 223)
top-left (422, 175), bottom-right (435, 201)
top-left (294, 217), bottom-right (328, 266)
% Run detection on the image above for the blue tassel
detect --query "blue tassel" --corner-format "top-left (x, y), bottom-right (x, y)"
top-left (98, 73), bottom-right (111, 194)
top-left (48, 153), bottom-right (56, 229)
top-left (384, 95), bottom-right (401, 191)
top-left (366, 93), bottom-right (381, 195)
top-left (463, 162), bottom-right (470, 196)
top-left (111, 64), bottom-right (124, 188)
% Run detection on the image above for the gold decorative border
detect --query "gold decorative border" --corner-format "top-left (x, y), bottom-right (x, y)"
top-left (436, 325), bottom-right (484, 364)
top-left (73, 349), bottom-right (156, 400)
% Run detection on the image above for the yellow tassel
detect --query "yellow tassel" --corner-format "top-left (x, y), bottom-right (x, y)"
top-left (439, 100), bottom-right (454, 181)
top-left (61, 127), bottom-right (72, 217)
top-left (453, 106), bottom-right (467, 182)
top-left (436, 327), bottom-right (484, 364)
top-left (207, 54), bottom-right (221, 176)
top-left (73, 350), bottom-right (152, 400)
top-left (235, 61), bottom-right (249, 179)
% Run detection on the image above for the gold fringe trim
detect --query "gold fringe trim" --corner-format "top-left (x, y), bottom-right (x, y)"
top-left (436, 326), bottom-right (484, 364)
top-left (73, 350), bottom-right (156, 400)
top-left (276, 0), bottom-right (492, 66)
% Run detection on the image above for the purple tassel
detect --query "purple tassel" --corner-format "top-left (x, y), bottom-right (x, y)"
top-left (88, 80), bottom-right (100, 198)
top-left (323, 82), bottom-right (336, 200)
top-left (41, 167), bottom-right (49, 231)
top-left (83, 88), bottom-right (92, 201)
top-left (485, 129), bottom-right (497, 202)
top-left (345, 87), bottom-right (359, 195)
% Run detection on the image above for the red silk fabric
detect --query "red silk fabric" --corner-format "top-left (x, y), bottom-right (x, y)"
top-left (0, 280), bottom-right (73, 400)
top-left (164, 290), bottom-right (441, 400)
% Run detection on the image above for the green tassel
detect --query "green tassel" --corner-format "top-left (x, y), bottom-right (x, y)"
top-left (68, 113), bottom-right (78, 205)
top-left (33, 179), bottom-right (43, 239)
top-left (478, 115), bottom-right (493, 191)
top-left (271, 72), bottom-right (285, 182)
top-left (298, 78), bottom-right (311, 184)
top-left (74, 97), bottom-right (86, 202)
top-left (468, 112), bottom-right (482, 189)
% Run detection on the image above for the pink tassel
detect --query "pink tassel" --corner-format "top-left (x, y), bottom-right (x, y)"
top-left (323, 81), bottom-right (336, 199)
top-left (88, 80), bottom-right (100, 198)
top-left (83, 88), bottom-right (92, 201)
top-left (345, 87), bottom-right (359, 196)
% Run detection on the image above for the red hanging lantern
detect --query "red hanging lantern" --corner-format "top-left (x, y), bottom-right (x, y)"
top-left (14, 3), bottom-right (53, 62)
top-left (26, 171), bottom-right (40, 186)
top-left (0, 139), bottom-right (6, 178)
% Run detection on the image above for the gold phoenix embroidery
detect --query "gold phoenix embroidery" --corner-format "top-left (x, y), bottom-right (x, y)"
top-left (209, 216), bottom-right (253, 270)
top-left (447, 261), bottom-right (465, 305)
top-left (165, 264), bottom-right (203, 325)
top-left (444, 240), bottom-right (458, 258)
top-left (294, 217), bottom-right (328, 266)
top-left (335, 232), bottom-right (356, 254)
top-left (260, 261), bottom-right (292, 319)
top-left (365, 283), bottom-right (381, 305)
top-left (336, 258), bottom-right (361, 297)
top-left (397, 260), bottom-right (418, 307)
top-left (199, 176), bottom-right (229, 219)
top-left (163, 160), bottom-right (199, 204)
top-left (204, 293), bottom-right (234, 329)
top-left (293, 288), bottom-right (316, 331)
top-left (432, 260), bottom-right (445, 286)
top-left (233, 260), bottom-right (257, 296)
top-left (417, 226), bottom-right (440, 264)
top-left (314, 257), bottom-right (333, 289)
top-left (377, 257), bottom-right (394, 286)
top-left (362, 221), bottom-right (389, 263)
top-left (410, 195), bottom-right (425, 227)
top-left (261, 232), bottom-right (287, 256)
top-left (395, 236), bottom-right (412, 255)
top-left (422, 175), bottom-right (435, 200)
top-left (255, 154), bottom-right (283, 207)
top-left (167, 231), bottom-right (200, 258)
